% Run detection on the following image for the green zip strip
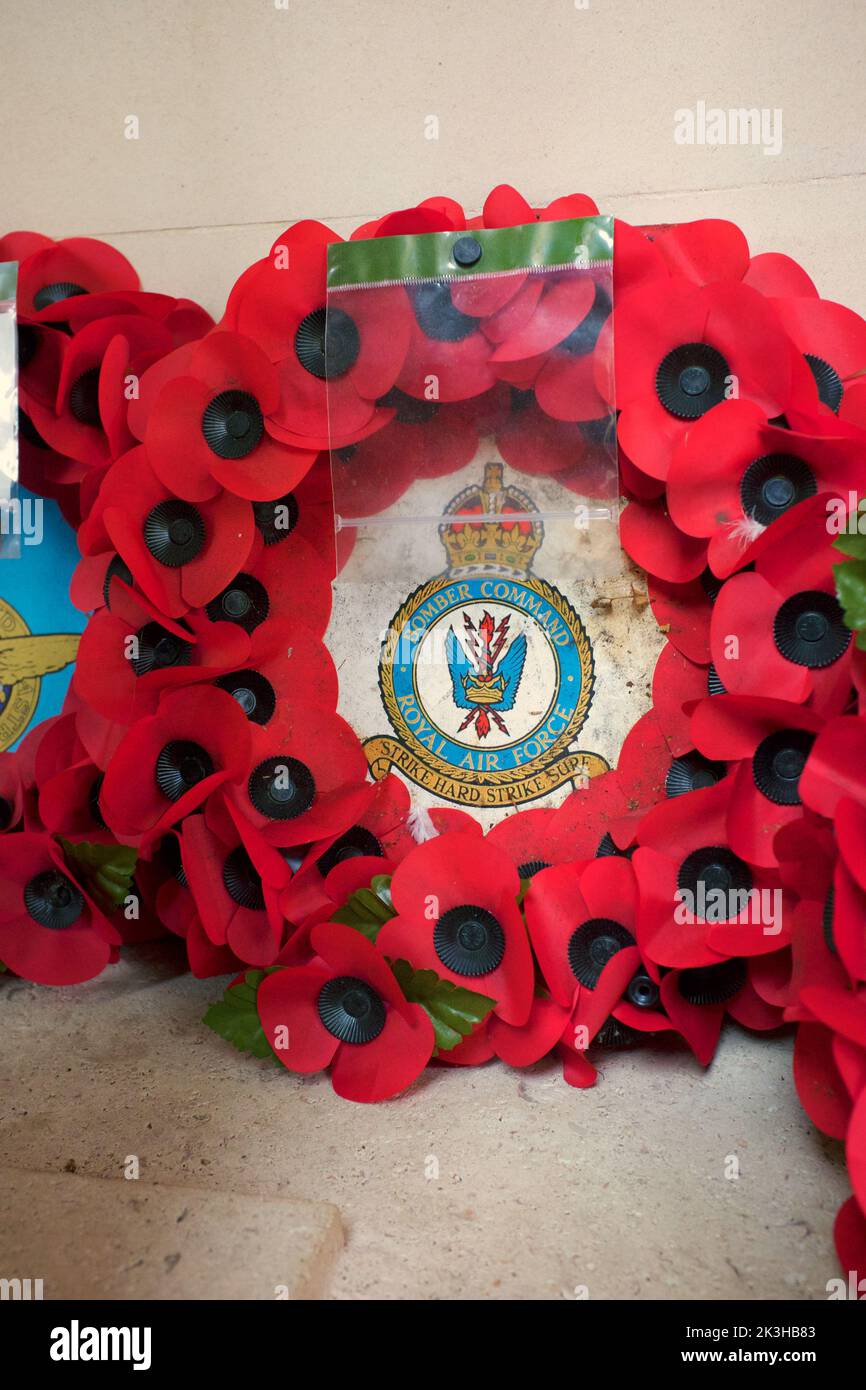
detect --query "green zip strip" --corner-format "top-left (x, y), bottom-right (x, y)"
top-left (327, 217), bottom-right (613, 290)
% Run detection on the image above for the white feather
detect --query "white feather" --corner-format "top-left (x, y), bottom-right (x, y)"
top-left (407, 800), bottom-right (438, 843)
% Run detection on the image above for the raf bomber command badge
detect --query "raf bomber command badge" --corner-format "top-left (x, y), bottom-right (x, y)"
top-left (365, 462), bottom-right (609, 808)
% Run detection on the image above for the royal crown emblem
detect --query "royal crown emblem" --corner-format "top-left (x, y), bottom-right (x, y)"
top-left (366, 461), bottom-right (609, 809)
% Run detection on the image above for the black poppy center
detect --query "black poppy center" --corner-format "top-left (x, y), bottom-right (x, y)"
top-left (773, 590), bottom-right (851, 669)
top-left (295, 307), bottom-right (360, 380)
top-left (567, 917), bottom-right (635, 988)
top-left (433, 904), bottom-right (505, 977)
top-left (752, 728), bottom-right (815, 806)
top-left (558, 284), bottom-right (611, 357)
top-left (201, 389), bottom-right (264, 459)
top-left (805, 354), bottom-right (843, 413)
top-left (411, 283), bottom-right (478, 343)
top-left (248, 756), bottom-right (315, 821)
top-left (33, 281), bottom-right (87, 312)
top-left (677, 846), bottom-right (753, 920)
top-left (0, 796), bottom-right (12, 830)
top-left (69, 368), bottom-right (101, 426)
top-left (665, 751), bottom-right (726, 798)
top-left (823, 885), bottom-right (836, 955)
top-left (517, 859), bottom-right (551, 879)
top-left (143, 500), bottom-right (206, 568)
top-left (252, 491), bottom-right (299, 546)
top-left (132, 622), bottom-right (193, 677)
top-left (155, 740), bottom-right (214, 802)
top-left (205, 574), bottom-right (269, 632)
top-left (626, 972), bottom-right (660, 1010)
top-left (24, 869), bottom-right (85, 929)
top-left (678, 959), bottom-right (747, 1006)
top-left (377, 385), bottom-right (440, 425)
top-left (740, 453), bottom-right (817, 526)
top-left (214, 669), bottom-right (276, 725)
top-left (595, 833), bottom-right (636, 860)
top-left (317, 975), bottom-right (386, 1045)
top-left (317, 827), bottom-right (384, 877)
top-left (222, 846), bottom-right (265, 910)
top-left (102, 554), bottom-right (134, 607)
top-left (656, 343), bottom-right (729, 420)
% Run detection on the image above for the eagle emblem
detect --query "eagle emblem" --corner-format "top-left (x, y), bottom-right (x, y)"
top-left (445, 610), bottom-right (527, 740)
top-left (0, 634), bottom-right (80, 699)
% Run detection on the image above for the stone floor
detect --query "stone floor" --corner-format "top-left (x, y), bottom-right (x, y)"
top-left (2, 0), bottom-right (863, 1300)
top-left (0, 943), bottom-right (849, 1299)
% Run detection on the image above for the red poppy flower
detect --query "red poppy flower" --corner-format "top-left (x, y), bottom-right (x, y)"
top-left (771, 295), bottom-right (866, 416)
top-left (15, 236), bottom-right (139, 321)
top-left (710, 499), bottom-right (854, 707)
top-left (330, 393), bottom-right (479, 519)
top-left (100, 686), bottom-right (252, 844)
top-left (487, 271), bottom-right (610, 426)
top-left (62, 288), bottom-right (213, 348)
top-left (377, 835), bottom-right (533, 1026)
top-left (523, 857), bottom-right (641, 1008)
top-left (247, 452), bottom-right (336, 575)
top-left (0, 832), bottom-right (120, 985)
top-left (484, 806), bottom-right (575, 879)
top-left (24, 315), bottom-right (174, 473)
top-left (74, 577), bottom-right (249, 724)
top-left (136, 829), bottom-right (245, 978)
top-left (258, 921), bottom-right (434, 1102)
top-left (180, 811), bottom-right (285, 967)
top-left (667, 400), bottom-right (864, 577)
top-left (396, 281), bottom-right (497, 404)
top-left (634, 779), bottom-right (788, 968)
top-left (224, 221), bottom-right (412, 446)
top-left (34, 722), bottom-right (113, 839)
top-left (658, 958), bottom-right (781, 1066)
top-left (200, 526), bottom-right (332, 639)
top-left (611, 278), bottom-right (817, 480)
top-left (494, 385), bottom-right (594, 478)
top-left (481, 185), bottom-right (599, 228)
top-left (281, 776), bottom-right (479, 924)
top-left (689, 694), bottom-right (825, 868)
top-left (226, 704), bottom-right (369, 851)
top-left (555, 943), bottom-right (648, 1088)
top-left (144, 331), bottom-right (317, 502)
top-left (86, 447), bottom-right (255, 619)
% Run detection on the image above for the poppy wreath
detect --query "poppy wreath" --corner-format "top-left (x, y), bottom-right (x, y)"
top-left (2, 191), bottom-right (866, 1282)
